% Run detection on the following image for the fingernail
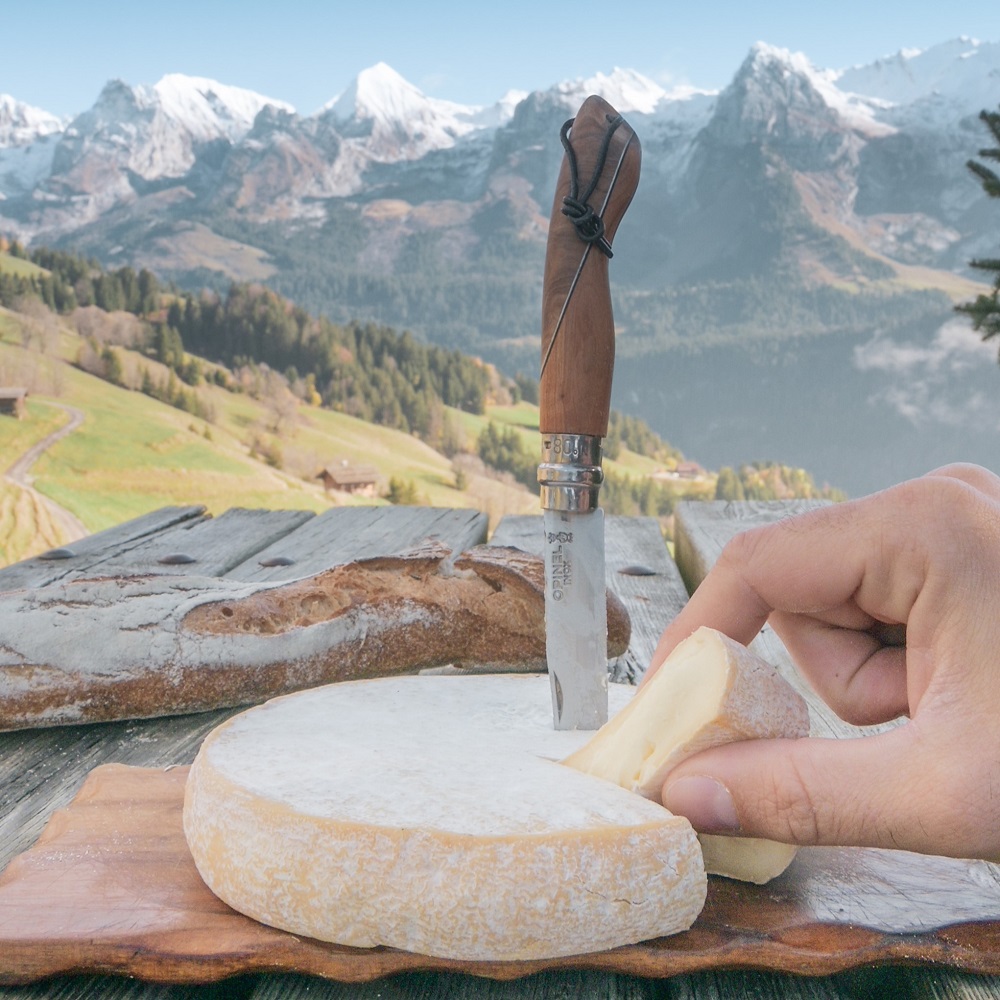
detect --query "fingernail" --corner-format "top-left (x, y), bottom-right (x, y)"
top-left (663, 776), bottom-right (740, 834)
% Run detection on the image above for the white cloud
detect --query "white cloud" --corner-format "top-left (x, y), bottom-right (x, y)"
top-left (852, 319), bottom-right (1000, 429)
top-left (854, 319), bottom-right (996, 375)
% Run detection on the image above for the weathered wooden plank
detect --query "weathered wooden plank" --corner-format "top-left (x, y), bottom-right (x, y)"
top-left (0, 974), bottom-right (253, 999)
top-left (604, 518), bottom-right (688, 684)
top-left (77, 508), bottom-right (317, 580)
top-left (491, 515), bottom-right (687, 684)
top-left (0, 506), bottom-right (207, 592)
top-left (899, 969), bottom-right (1000, 999)
top-left (248, 970), bottom-right (661, 1000)
top-left (225, 506), bottom-right (489, 581)
top-left (664, 969), bottom-right (860, 998)
top-left (0, 709), bottom-right (239, 872)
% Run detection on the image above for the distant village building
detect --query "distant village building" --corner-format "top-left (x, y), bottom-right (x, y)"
top-left (673, 461), bottom-right (706, 479)
top-left (317, 461), bottom-right (380, 497)
top-left (0, 387), bottom-right (27, 420)
top-left (653, 461), bottom-right (707, 482)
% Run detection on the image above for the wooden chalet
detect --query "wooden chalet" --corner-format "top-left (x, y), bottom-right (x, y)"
top-left (653, 460), bottom-right (707, 482)
top-left (317, 462), bottom-right (381, 497)
top-left (0, 387), bottom-right (27, 419)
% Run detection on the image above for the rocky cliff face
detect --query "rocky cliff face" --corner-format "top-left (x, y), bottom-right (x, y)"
top-left (2, 40), bottom-right (996, 285)
top-left (3, 39), bottom-right (1000, 495)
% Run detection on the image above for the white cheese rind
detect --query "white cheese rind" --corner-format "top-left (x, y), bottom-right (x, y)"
top-left (562, 627), bottom-right (810, 884)
top-left (183, 674), bottom-right (707, 961)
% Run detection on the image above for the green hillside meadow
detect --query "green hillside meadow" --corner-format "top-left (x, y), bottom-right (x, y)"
top-left (0, 304), bottom-right (542, 566)
top-left (0, 242), bottom-right (844, 568)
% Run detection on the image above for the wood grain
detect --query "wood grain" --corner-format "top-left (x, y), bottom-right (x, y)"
top-left (86, 508), bottom-right (316, 579)
top-left (4, 764), bottom-right (1000, 987)
top-left (0, 506), bottom-right (206, 592)
top-left (3, 504), bottom-right (1000, 1000)
top-left (539, 96), bottom-right (640, 438)
top-left (224, 507), bottom-right (489, 583)
top-left (672, 500), bottom-right (828, 597)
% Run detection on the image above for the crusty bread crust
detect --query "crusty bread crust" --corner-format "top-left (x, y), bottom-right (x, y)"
top-left (0, 544), bottom-right (630, 731)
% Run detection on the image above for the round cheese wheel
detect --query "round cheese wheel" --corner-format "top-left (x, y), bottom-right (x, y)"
top-left (183, 674), bottom-right (705, 961)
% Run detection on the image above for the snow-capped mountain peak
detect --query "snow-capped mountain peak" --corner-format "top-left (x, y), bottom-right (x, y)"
top-left (319, 62), bottom-right (492, 163)
top-left (48, 74), bottom-right (297, 190)
top-left (0, 95), bottom-right (64, 198)
top-left (551, 67), bottom-right (670, 115)
top-left (150, 74), bottom-right (294, 141)
top-left (0, 94), bottom-right (64, 147)
top-left (737, 42), bottom-right (893, 136)
top-left (324, 62), bottom-right (432, 123)
top-left (465, 88), bottom-right (528, 128)
top-left (836, 37), bottom-right (1000, 119)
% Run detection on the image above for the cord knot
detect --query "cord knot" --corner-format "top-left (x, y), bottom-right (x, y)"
top-left (560, 196), bottom-right (608, 251)
top-left (558, 112), bottom-right (624, 259)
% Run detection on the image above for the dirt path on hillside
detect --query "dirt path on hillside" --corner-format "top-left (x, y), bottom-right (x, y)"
top-left (4, 402), bottom-right (88, 543)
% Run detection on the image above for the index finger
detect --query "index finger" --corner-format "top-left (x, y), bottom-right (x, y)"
top-left (646, 490), bottom-right (929, 678)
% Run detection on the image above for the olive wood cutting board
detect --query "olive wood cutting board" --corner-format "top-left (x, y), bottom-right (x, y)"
top-left (2, 764), bottom-right (1000, 985)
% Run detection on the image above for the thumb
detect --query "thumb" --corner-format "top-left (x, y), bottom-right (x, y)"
top-left (660, 726), bottom-right (935, 854)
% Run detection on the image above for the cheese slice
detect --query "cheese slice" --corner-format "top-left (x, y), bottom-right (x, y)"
top-left (183, 674), bottom-right (706, 962)
top-left (562, 627), bottom-right (810, 884)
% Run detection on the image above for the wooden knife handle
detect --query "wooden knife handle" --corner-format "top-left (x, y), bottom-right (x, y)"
top-left (539, 95), bottom-right (641, 437)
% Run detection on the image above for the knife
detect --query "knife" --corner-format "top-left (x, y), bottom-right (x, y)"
top-left (538, 95), bottom-right (641, 730)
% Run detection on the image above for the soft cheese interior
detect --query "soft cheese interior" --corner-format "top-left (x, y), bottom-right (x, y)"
top-left (563, 626), bottom-right (811, 883)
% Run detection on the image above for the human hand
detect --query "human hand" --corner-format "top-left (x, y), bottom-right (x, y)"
top-left (650, 464), bottom-right (1000, 861)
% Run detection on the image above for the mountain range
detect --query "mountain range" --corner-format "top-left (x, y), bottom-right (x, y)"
top-left (2, 38), bottom-right (1000, 496)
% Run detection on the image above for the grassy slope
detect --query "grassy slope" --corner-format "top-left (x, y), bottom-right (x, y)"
top-left (0, 251), bottom-right (48, 279)
top-left (0, 398), bottom-right (75, 564)
top-left (0, 308), bottom-right (546, 565)
top-left (28, 362), bottom-right (336, 533)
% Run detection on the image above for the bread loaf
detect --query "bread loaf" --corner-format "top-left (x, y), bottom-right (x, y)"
top-left (0, 544), bottom-right (630, 731)
top-left (563, 627), bottom-right (810, 883)
top-left (183, 674), bottom-right (706, 961)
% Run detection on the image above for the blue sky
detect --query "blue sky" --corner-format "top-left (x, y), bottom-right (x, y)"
top-left (4, 0), bottom-right (999, 117)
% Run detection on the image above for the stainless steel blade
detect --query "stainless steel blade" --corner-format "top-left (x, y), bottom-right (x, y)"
top-left (542, 507), bottom-right (608, 730)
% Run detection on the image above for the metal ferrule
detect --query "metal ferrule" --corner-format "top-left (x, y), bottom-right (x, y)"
top-left (538, 433), bottom-right (604, 512)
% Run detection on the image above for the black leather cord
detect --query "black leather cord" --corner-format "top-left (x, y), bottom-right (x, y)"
top-left (558, 112), bottom-right (623, 258)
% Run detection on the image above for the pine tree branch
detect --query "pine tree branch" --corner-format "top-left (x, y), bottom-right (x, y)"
top-left (967, 159), bottom-right (1000, 198)
top-left (958, 107), bottom-right (1000, 362)
top-left (979, 108), bottom-right (1000, 146)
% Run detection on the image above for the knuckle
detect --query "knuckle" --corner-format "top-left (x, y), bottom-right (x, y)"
top-left (925, 462), bottom-right (1000, 497)
top-left (718, 525), bottom-right (769, 574)
top-left (894, 472), bottom-right (984, 523)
